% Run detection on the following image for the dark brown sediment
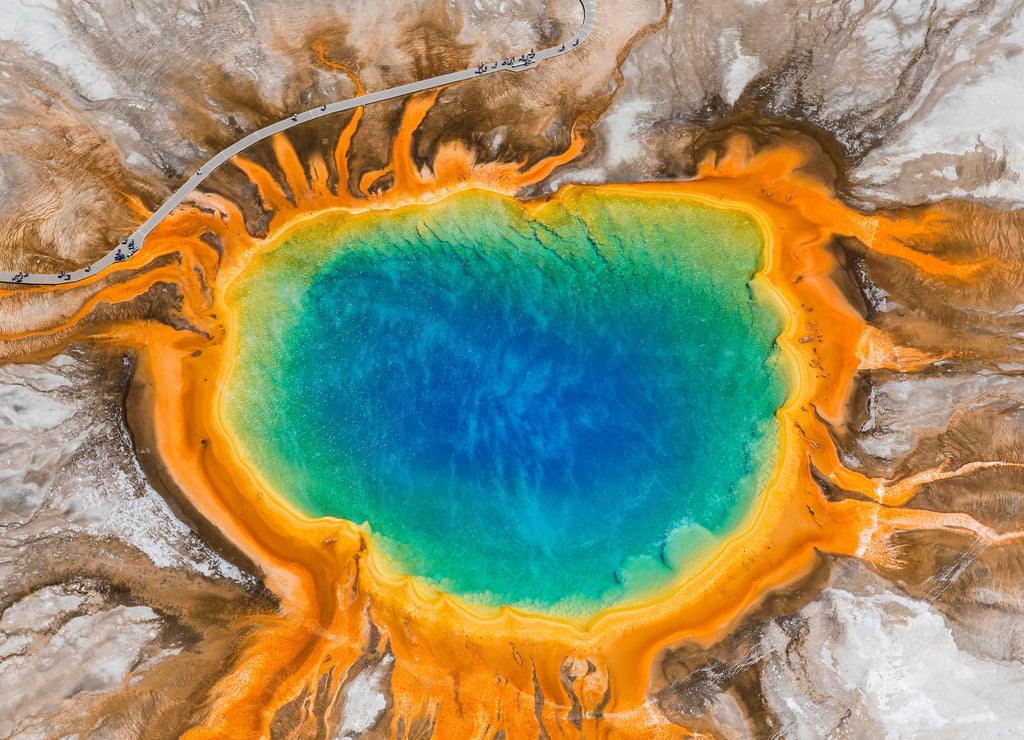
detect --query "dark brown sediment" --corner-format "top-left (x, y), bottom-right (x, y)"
top-left (125, 352), bottom-right (274, 586)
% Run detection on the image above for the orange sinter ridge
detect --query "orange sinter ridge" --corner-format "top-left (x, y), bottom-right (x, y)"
top-left (9, 94), bottom-right (1018, 738)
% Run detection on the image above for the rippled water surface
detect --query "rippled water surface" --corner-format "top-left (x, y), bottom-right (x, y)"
top-left (225, 189), bottom-right (787, 615)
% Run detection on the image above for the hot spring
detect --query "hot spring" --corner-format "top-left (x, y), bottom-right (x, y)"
top-left (223, 187), bottom-right (788, 617)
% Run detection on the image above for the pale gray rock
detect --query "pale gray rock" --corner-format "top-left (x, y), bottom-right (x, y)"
top-left (856, 371), bottom-right (1024, 470)
top-left (0, 348), bottom-right (259, 737)
top-left (0, 590), bottom-right (170, 738)
top-left (333, 656), bottom-right (394, 739)
top-left (0, 350), bottom-right (250, 583)
top-left (761, 564), bottom-right (1024, 739)
top-left (568, 0), bottom-right (1024, 208)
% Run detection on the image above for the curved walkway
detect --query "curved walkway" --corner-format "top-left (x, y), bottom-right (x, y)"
top-left (2, 0), bottom-right (595, 287)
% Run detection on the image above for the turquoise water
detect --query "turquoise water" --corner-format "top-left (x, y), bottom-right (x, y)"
top-left (225, 189), bottom-right (787, 616)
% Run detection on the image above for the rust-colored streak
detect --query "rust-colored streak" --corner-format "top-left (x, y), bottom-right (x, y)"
top-left (271, 134), bottom-right (312, 205)
top-left (856, 325), bottom-right (953, 371)
top-left (388, 90), bottom-right (441, 195)
top-left (333, 108), bottom-right (363, 200)
top-left (312, 39), bottom-right (365, 95)
top-left (230, 155), bottom-right (294, 212)
top-left (356, 91), bottom-right (442, 198)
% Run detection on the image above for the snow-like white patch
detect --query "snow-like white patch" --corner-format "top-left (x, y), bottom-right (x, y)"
top-left (0, 602), bottom-right (173, 738)
top-left (763, 575), bottom-right (1024, 739)
top-left (0, 0), bottom-right (117, 100)
top-left (0, 352), bottom-right (251, 584)
top-left (0, 586), bottom-right (85, 633)
top-left (593, 98), bottom-right (650, 168)
top-left (853, 0), bottom-right (1024, 205)
top-left (334, 656), bottom-right (392, 738)
top-left (858, 15), bottom-right (901, 54)
top-left (721, 29), bottom-right (761, 106)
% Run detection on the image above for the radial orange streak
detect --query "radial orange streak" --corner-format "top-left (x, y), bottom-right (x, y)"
top-left (0, 261), bottom-right (193, 343)
top-left (825, 449), bottom-right (1024, 507)
top-left (272, 133), bottom-right (311, 205)
top-left (180, 618), bottom-right (325, 739)
top-left (333, 108), bottom-right (363, 200)
top-left (389, 90), bottom-right (441, 194)
top-left (312, 39), bottom-right (365, 95)
top-left (354, 91), bottom-right (442, 199)
top-left (823, 498), bottom-right (1024, 570)
top-left (231, 155), bottom-right (293, 211)
top-left (857, 325), bottom-right (952, 371)
top-left (697, 138), bottom-right (981, 280)
top-left (512, 126), bottom-right (586, 188)
top-left (355, 88), bottom-right (441, 197)
top-left (834, 210), bottom-right (982, 279)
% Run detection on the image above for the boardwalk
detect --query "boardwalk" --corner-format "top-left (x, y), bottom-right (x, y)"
top-left (2, 0), bottom-right (596, 287)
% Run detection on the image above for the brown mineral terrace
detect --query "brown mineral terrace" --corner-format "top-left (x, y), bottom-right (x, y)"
top-left (0, 0), bottom-right (595, 287)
